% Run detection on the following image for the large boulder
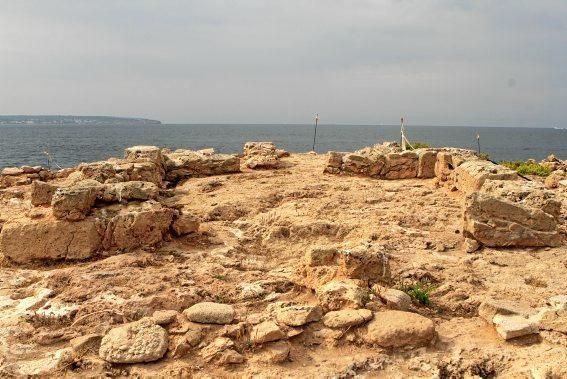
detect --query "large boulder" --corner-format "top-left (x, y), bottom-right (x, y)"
top-left (0, 218), bottom-right (102, 263)
top-left (101, 181), bottom-right (159, 203)
top-left (417, 149), bottom-right (438, 178)
top-left (361, 310), bottom-right (435, 347)
top-left (463, 192), bottom-right (562, 247)
top-left (101, 201), bottom-right (176, 251)
top-left (243, 142), bottom-right (282, 169)
top-left (124, 146), bottom-right (164, 167)
top-left (99, 318), bottom-right (168, 363)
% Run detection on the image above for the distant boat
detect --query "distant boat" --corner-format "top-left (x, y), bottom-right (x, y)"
top-left (553, 127), bottom-right (566, 130)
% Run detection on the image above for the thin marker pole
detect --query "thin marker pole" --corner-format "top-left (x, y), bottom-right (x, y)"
top-left (476, 133), bottom-right (481, 154)
top-left (312, 113), bottom-right (319, 152)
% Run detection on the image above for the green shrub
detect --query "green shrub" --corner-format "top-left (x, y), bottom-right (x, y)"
top-left (398, 280), bottom-right (436, 306)
top-left (500, 160), bottom-right (552, 177)
top-left (407, 142), bottom-right (430, 150)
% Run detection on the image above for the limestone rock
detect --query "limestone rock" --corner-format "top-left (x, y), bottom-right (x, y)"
top-left (493, 314), bottom-right (539, 340)
top-left (151, 310), bottom-right (180, 325)
top-left (376, 288), bottom-right (412, 311)
top-left (70, 334), bottom-right (103, 356)
top-left (164, 149), bottom-right (240, 181)
top-left (253, 341), bottom-right (291, 363)
top-left (544, 170), bottom-right (565, 189)
top-left (201, 337), bottom-right (243, 364)
top-left (101, 201), bottom-right (175, 251)
top-left (478, 299), bottom-right (537, 323)
top-left (51, 184), bottom-right (101, 221)
top-left (316, 280), bottom-right (365, 311)
top-left (384, 151), bottom-right (418, 179)
top-left (251, 321), bottom-right (285, 344)
top-left (454, 160), bottom-right (518, 195)
top-left (30, 181), bottom-right (57, 206)
top-left (171, 212), bottom-right (200, 236)
top-left (243, 142), bottom-right (281, 169)
top-left (361, 310), bottom-right (435, 347)
top-left (322, 309), bottom-right (373, 328)
top-left (417, 149), bottom-right (438, 178)
top-left (463, 237), bottom-right (481, 253)
top-left (275, 305), bottom-right (323, 326)
top-left (183, 302), bottom-right (235, 324)
top-left (0, 218), bottom-right (101, 263)
top-left (101, 181), bottom-right (159, 203)
top-left (3, 348), bottom-right (73, 376)
top-left (99, 318), bottom-right (169, 363)
top-left (124, 145), bottom-right (164, 167)
top-left (463, 192), bottom-right (562, 247)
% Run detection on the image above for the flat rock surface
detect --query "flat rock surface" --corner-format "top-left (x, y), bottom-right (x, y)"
top-left (361, 310), bottom-right (435, 347)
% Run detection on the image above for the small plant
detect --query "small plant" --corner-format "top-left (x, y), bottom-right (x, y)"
top-left (398, 280), bottom-right (436, 306)
top-left (212, 274), bottom-right (227, 281)
top-left (407, 142), bottom-right (430, 150)
top-left (501, 160), bottom-right (552, 177)
top-left (360, 289), bottom-right (372, 305)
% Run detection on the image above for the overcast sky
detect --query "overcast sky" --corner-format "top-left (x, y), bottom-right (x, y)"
top-left (1, 1), bottom-right (566, 126)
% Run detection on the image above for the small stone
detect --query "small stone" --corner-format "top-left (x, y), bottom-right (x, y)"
top-left (217, 349), bottom-right (245, 365)
top-left (275, 305), bottom-right (323, 326)
top-left (151, 310), bottom-right (179, 325)
top-left (251, 321), bottom-right (285, 344)
top-left (172, 213), bottom-right (200, 236)
top-left (184, 302), bottom-right (235, 324)
top-left (377, 287), bottom-right (412, 311)
top-left (463, 237), bottom-right (481, 253)
top-left (201, 337), bottom-right (243, 364)
top-left (253, 341), bottom-right (291, 363)
top-left (493, 315), bottom-right (539, 340)
top-left (322, 309), bottom-right (373, 328)
top-left (99, 318), bottom-right (169, 363)
top-left (316, 280), bottom-right (364, 311)
top-left (70, 334), bottom-right (102, 356)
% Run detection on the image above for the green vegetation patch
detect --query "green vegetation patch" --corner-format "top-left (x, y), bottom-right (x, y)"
top-left (500, 160), bottom-right (552, 177)
top-left (407, 142), bottom-right (431, 150)
top-left (398, 280), bottom-right (436, 306)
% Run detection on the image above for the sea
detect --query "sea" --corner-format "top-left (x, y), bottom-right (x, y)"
top-left (0, 123), bottom-right (566, 169)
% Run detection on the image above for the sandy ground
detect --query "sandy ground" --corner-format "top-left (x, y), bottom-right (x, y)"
top-left (0, 153), bottom-right (566, 378)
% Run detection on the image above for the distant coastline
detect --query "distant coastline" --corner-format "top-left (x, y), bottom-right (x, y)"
top-left (0, 115), bottom-right (161, 125)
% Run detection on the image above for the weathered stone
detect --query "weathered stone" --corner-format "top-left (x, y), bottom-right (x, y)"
top-left (251, 321), bottom-right (285, 344)
top-left (101, 201), bottom-right (175, 251)
top-left (151, 310), bottom-right (180, 325)
top-left (1, 167), bottom-right (24, 176)
top-left (302, 245), bottom-right (390, 288)
top-left (545, 170), bottom-right (565, 189)
top-left (454, 160), bottom-right (518, 195)
top-left (30, 181), bottom-right (58, 206)
top-left (434, 152), bottom-right (454, 181)
top-left (275, 305), bottom-right (323, 326)
top-left (0, 218), bottom-right (102, 263)
top-left (201, 337), bottom-right (237, 362)
top-left (78, 161), bottom-right (117, 183)
top-left (384, 151), bottom-right (418, 179)
top-left (492, 314), bottom-right (539, 340)
top-left (463, 237), bottom-right (481, 253)
top-left (3, 348), bottom-right (73, 376)
top-left (478, 299), bottom-right (537, 323)
top-left (538, 309), bottom-right (567, 333)
top-left (463, 192), bottom-right (562, 247)
top-left (361, 310), bottom-right (435, 347)
top-left (322, 309), bottom-right (373, 328)
top-left (417, 150), bottom-right (438, 178)
top-left (376, 288), bottom-right (412, 311)
top-left (252, 341), bottom-right (291, 363)
top-left (243, 142), bottom-right (281, 169)
top-left (101, 181), bottom-right (159, 203)
top-left (124, 145), bottom-right (164, 167)
top-left (51, 183), bottom-right (101, 221)
top-left (316, 280), bottom-right (365, 311)
top-left (70, 334), bottom-right (103, 356)
top-left (171, 212), bottom-right (200, 236)
top-left (183, 302), bottom-right (235, 324)
top-left (99, 318), bottom-right (169, 363)
top-left (165, 150), bottom-right (241, 180)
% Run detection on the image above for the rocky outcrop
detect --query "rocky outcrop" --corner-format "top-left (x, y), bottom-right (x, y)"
top-left (324, 143), bottom-right (440, 180)
top-left (0, 166), bottom-right (54, 189)
top-left (453, 160), bottom-right (518, 195)
top-left (242, 142), bottom-right (284, 169)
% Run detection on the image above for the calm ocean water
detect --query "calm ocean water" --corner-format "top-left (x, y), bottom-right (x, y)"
top-left (0, 123), bottom-right (565, 169)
